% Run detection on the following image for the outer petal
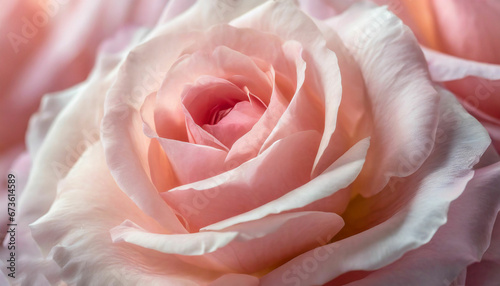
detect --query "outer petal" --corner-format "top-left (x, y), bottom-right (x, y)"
top-left (341, 161), bottom-right (500, 286)
top-left (203, 137), bottom-right (369, 231)
top-left (226, 39), bottom-right (302, 165)
top-left (423, 49), bottom-right (500, 121)
top-left (311, 14), bottom-right (372, 177)
top-left (2, 27), bottom-right (147, 285)
top-left (465, 213), bottom-right (500, 286)
top-left (423, 47), bottom-right (500, 82)
top-left (327, 3), bottom-right (439, 197)
top-left (26, 82), bottom-right (82, 158)
top-left (112, 211), bottom-right (344, 273)
top-left (0, 0), bottom-right (169, 156)
top-left (30, 143), bottom-right (220, 286)
top-left (429, 0), bottom-right (500, 65)
top-left (260, 88), bottom-right (491, 285)
top-left (423, 47), bottom-right (500, 151)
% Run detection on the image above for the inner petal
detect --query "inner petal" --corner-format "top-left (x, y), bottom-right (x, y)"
top-left (203, 100), bottom-right (266, 149)
top-left (182, 76), bottom-right (248, 126)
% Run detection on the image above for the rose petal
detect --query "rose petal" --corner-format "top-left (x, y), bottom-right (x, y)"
top-left (209, 274), bottom-right (259, 286)
top-left (465, 213), bottom-right (500, 286)
top-left (422, 47), bottom-right (500, 136)
top-left (112, 211), bottom-right (344, 273)
top-left (231, 0), bottom-right (345, 179)
top-left (141, 93), bottom-right (228, 187)
top-left (225, 82), bottom-right (289, 165)
top-left (102, 31), bottom-right (197, 233)
top-left (298, 0), bottom-right (358, 19)
top-left (7, 26), bottom-right (147, 284)
top-left (203, 137), bottom-right (370, 231)
top-left (162, 130), bottom-right (322, 231)
top-left (338, 161), bottom-right (500, 286)
top-left (423, 47), bottom-right (500, 82)
top-left (26, 82), bottom-right (82, 157)
top-left (258, 40), bottom-right (325, 153)
top-left (327, 3), bottom-right (440, 197)
top-left (0, 0), bottom-right (168, 155)
top-left (429, 0), bottom-right (500, 65)
top-left (311, 16), bottom-right (372, 177)
top-left (30, 143), bottom-right (219, 285)
top-left (260, 87), bottom-right (491, 285)
top-left (154, 137), bottom-right (228, 188)
top-left (225, 40), bottom-right (299, 165)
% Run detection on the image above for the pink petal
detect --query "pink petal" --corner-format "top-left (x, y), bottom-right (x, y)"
top-left (423, 47), bottom-right (500, 82)
top-left (209, 274), bottom-right (259, 286)
top-left (261, 87), bottom-right (491, 285)
top-left (0, 0), bottom-right (169, 157)
top-left (154, 136), bottom-right (228, 187)
top-left (422, 48), bottom-right (500, 152)
top-left (112, 211), bottom-right (344, 273)
top-left (336, 161), bottom-right (500, 286)
top-left (162, 130), bottom-right (321, 231)
top-left (225, 40), bottom-right (299, 165)
top-left (312, 17), bottom-right (372, 177)
top-left (26, 82), bottom-right (82, 157)
top-left (258, 41), bottom-right (325, 153)
top-left (142, 92), bottom-right (228, 187)
top-left (225, 83), bottom-right (288, 165)
top-left (465, 213), bottom-right (500, 285)
top-left (101, 30), bottom-right (199, 233)
top-left (298, 0), bottom-right (358, 19)
top-left (231, 1), bottom-right (346, 179)
top-left (327, 3), bottom-right (440, 197)
top-left (30, 144), bottom-right (220, 285)
top-left (430, 0), bottom-right (500, 65)
top-left (5, 26), bottom-right (148, 285)
top-left (204, 137), bottom-right (369, 231)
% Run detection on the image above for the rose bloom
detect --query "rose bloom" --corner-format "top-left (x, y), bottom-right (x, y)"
top-left (2, 1), bottom-right (500, 285)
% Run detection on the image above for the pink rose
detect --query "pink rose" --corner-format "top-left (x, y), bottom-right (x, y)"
top-left (3, 1), bottom-right (500, 285)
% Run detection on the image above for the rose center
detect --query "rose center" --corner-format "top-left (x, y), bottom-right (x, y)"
top-left (209, 105), bottom-right (234, 125)
top-left (181, 76), bottom-right (266, 149)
